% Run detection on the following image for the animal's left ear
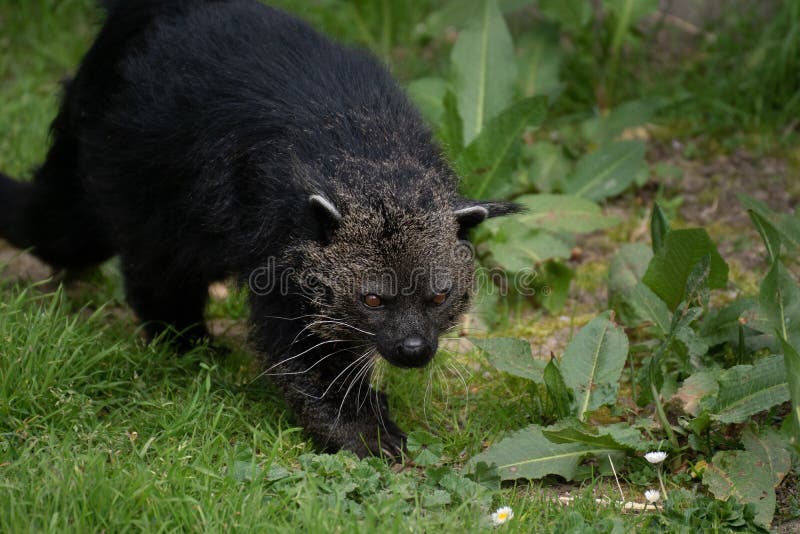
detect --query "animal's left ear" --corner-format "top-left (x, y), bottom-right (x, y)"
top-left (309, 194), bottom-right (342, 243)
top-left (453, 200), bottom-right (522, 236)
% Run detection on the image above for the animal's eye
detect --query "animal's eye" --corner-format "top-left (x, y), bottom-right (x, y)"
top-left (431, 292), bottom-right (448, 306)
top-left (363, 294), bottom-right (382, 308)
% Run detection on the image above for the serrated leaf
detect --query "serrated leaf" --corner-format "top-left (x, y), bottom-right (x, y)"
top-left (563, 140), bottom-right (646, 201)
top-left (265, 464), bottom-right (291, 482)
top-left (741, 427), bottom-right (791, 486)
top-left (513, 194), bottom-right (620, 233)
top-left (422, 489), bottom-right (452, 507)
top-left (451, 0), bottom-right (517, 145)
top-left (642, 228), bottom-right (729, 310)
top-left (560, 312), bottom-right (629, 420)
top-left (458, 96), bottom-right (547, 199)
top-left (468, 424), bottom-right (622, 481)
top-left (407, 431), bottom-right (445, 467)
top-left (469, 337), bottom-right (545, 382)
top-left (711, 355), bottom-right (790, 424)
top-left (406, 77), bottom-right (448, 126)
top-left (703, 450), bottom-right (776, 528)
top-left (231, 460), bottom-right (261, 482)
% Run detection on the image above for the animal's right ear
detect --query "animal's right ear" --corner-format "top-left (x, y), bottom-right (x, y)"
top-left (309, 194), bottom-right (342, 243)
top-left (453, 200), bottom-right (522, 239)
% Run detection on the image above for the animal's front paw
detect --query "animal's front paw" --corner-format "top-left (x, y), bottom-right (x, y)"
top-left (335, 417), bottom-right (407, 460)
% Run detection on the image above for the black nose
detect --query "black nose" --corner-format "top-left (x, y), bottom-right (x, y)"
top-left (398, 336), bottom-right (432, 361)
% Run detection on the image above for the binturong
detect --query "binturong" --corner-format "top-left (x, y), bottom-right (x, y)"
top-left (0, 0), bottom-right (519, 457)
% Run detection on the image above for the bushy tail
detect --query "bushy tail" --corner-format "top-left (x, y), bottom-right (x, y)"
top-left (0, 173), bottom-right (34, 249)
top-left (0, 170), bottom-right (114, 270)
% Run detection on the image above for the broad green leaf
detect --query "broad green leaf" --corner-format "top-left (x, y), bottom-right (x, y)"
top-left (604, 0), bottom-right (659, 51)
top-left (439, 90), bottom-right (464, 158)
top-left (748, 210), bottom-right (782, 263)
top-left (469, 337), bottom-right (545, 382)
top-left (608, 243), bottom-right (652, 293)
top-left (538, 0), bottom-right (592, 31)
top-left (672, 369), bottom-right (720, 417)
top-left (458, 96), bottom-right (547, 199)
top-left (512, 194), bottom-right (620, 234)
top-left (420, 0), bottom-right (484, 38)
top-left (406, 431), bottom-right (444, 466)
top-left (451, 0), bottom-right (517, 145)
top-left (542, 420), bottom-right (637, 451)
top-left (604, 0), bottom-right (659, 24)
top-left (627, 282), bottom-right (671, 335)
top-left (517, 28), bottom-right (562, 98)
top-left (608, 243), bottom-right (653, 326)
top-left (486, 228), bottom-right (573, 271)
top-left (581, 99), bottom-right (662, 144)
top-left (650, 202), bottom-right (670, 254)
top-left (703, 450), bottom-right (776, 528)
top-left (642, 228), bottom-right (729, 310)
top-left (539, 260), bottom-right (574, 313)
top-left (468, 424), bottom-right (622, 481)
top-left (741, 427), bottom-right (791, 486)
top-left (779, 339), bottom-right (800, 450)
top-left (560, 312), bottom-right (629, 420)
top-left (760, 259), bottom-right (800, 348)
top-left (563, 140), bottom-right (646, 201)
top-left (406, 77), bottom-right (448, 126)
top-left (711, 355), bottom-right (790, 424)
top-left (739, 193), bottom-right (800, 251)
top-left (519, 141), bottom-right (571, 193)
top-left (700, 297), bottom-right (761, 348)
top-left (544, 358), bottom-right (572, 418)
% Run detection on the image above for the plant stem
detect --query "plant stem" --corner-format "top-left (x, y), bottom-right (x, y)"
top-left (651, 380), bottom-right (679, 450)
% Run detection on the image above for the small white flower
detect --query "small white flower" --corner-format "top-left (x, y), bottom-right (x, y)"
top-left (645, 451), bottom-right (668, 464)
top-left (644, 489), bottom-right (661, 503)
top-left (491, 506), bottom-right (514, 526)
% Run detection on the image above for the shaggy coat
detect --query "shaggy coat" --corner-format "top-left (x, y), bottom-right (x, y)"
top-left (0, 0), bottom-right (517, 456)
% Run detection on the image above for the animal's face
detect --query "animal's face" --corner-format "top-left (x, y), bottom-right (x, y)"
top-left (294, 195), bottom-right (516, 368)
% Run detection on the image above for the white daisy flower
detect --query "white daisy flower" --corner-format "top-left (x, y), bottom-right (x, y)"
top-left (644, 489), bottom-right (660, 503)
top-left (491, 506), bottom-right (514, 526)
top-left (644, 451), bottom-right (667, 464)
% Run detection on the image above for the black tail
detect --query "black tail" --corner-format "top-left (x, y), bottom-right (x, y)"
top-left (0, 173), bottom-right (34, 249)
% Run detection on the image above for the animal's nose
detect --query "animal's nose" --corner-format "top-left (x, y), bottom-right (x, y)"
top-left (398, 336), bottom-right (431, 360)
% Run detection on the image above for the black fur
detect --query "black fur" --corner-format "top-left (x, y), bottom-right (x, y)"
top-left (0, 0), bottom-right (519, 457)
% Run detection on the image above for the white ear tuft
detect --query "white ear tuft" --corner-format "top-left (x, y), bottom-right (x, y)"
top-left (309, 194), bottom-right (342, 222)
top-left (453, 205), bottom-right (489, 222)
